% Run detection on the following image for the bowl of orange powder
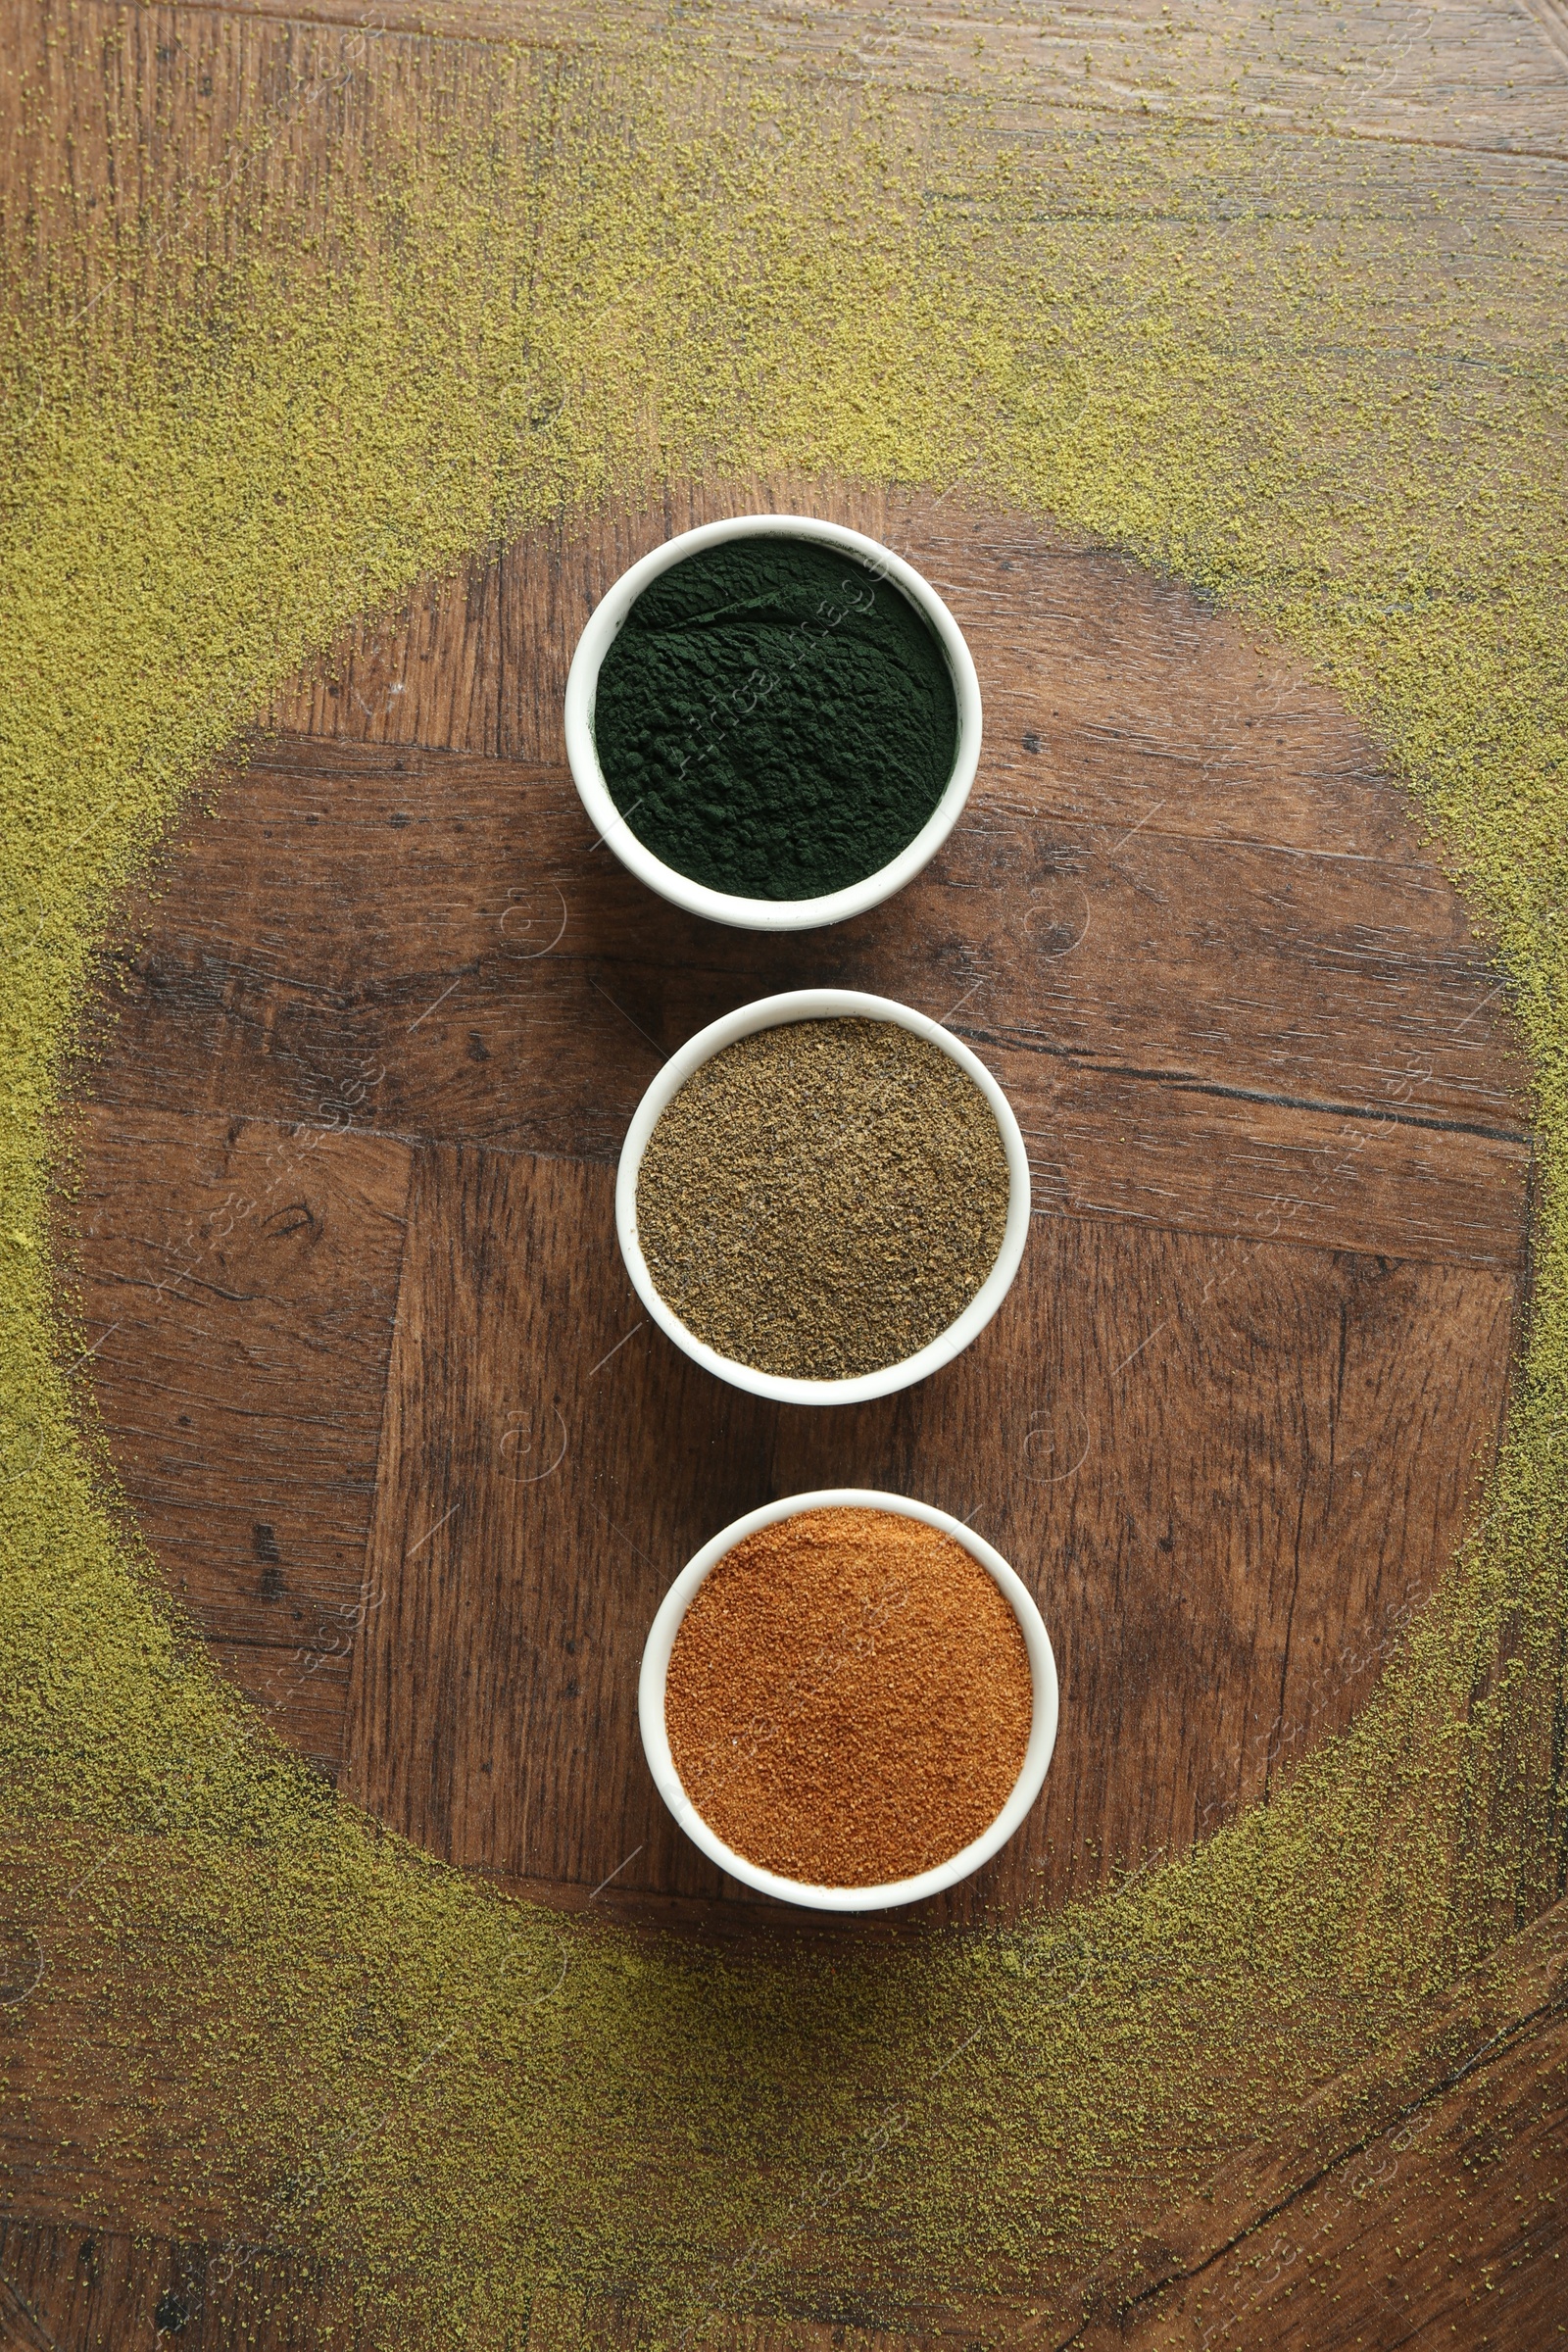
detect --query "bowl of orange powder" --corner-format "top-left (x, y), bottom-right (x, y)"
top-left (638, 1490), bottom-right (1058, 1912)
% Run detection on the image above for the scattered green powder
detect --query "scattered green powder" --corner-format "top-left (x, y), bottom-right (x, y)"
top-left (634, 1017), bottom-right (1011, 1379)
top-left (2, 12), bottom-right (1567, 2345)
top-left (592, 535), bottom-right (959, 899)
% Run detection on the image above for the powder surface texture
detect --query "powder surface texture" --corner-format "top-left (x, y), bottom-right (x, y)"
top-left (662, 1505), bottom-right (1034, 1886)
top-left (592, 535), bottom-right (958, 899)
top-left (634, 1016), bottom-right (1011, 1379)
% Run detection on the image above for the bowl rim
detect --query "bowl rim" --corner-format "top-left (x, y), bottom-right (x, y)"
top-left (563, 513), bottom-right (983, 934)
top-left (637, 1487), bottom-right (1060, 1913)
top-left (613, 987), bottom-right (1033, 1406)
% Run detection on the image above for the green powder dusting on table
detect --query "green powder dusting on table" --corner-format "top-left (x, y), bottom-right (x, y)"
top-left (635, 1017), bottom-right (1010, 1379)
top-left (7, 18), bottom-right (1568, 2338)
top-left (592, 536), bottom-right (959, 899)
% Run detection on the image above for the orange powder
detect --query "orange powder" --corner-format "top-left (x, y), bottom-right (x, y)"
top-left (662, 1505), bottom-right (1034, 1886)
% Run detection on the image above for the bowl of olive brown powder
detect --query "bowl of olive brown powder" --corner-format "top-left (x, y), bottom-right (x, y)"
top-left (564, 514), bottom-right (982, 932)
top-left (616, 990), bottom-right (1032, 1404)
top-left (639, 1492), bottom-right (1059, 1911)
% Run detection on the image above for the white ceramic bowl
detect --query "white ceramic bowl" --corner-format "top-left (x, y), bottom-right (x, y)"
top-left (615, 988), bottom-right (1032, 1407)
top-left (639, 1488), bottom-right (1059, 1914)
top-left (564, 514), bottom-right (983, 932)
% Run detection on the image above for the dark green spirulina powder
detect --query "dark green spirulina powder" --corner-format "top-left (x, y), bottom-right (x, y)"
top-left (635, 1018), bottom-right (1011, 1380)
top-left (592, 536), bottom-right (960, 900)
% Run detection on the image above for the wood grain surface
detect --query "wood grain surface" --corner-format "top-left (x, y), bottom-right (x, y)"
top-left (343, 1143), bottom-right (1522, 1922)
top-left (67, 480), bottom-right (1533, 1935)
top-left (0, 2219), bottom-right (340, 2351)
top-left (15, 0), bottom-right (1568, 2339)
top-left (65, 1110), bottom-right (412, 1779)
top-left (1046, 1894), bottom-right (1568, 2352)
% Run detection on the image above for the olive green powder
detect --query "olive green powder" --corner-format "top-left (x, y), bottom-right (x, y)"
top-left (634, 1017), bottom-right (1011, 1380)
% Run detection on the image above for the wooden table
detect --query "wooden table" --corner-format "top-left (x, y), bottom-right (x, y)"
top-left (67, 482), bottom-right (1533, 1934)
top-left (10, 2), bottom-right (1568, 2344)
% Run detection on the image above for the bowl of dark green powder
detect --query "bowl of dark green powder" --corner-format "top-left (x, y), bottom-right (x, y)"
top-left (565, 517), bottom-right (982, 930)
top-left (615, 990), bottom-right (1031, 1405)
